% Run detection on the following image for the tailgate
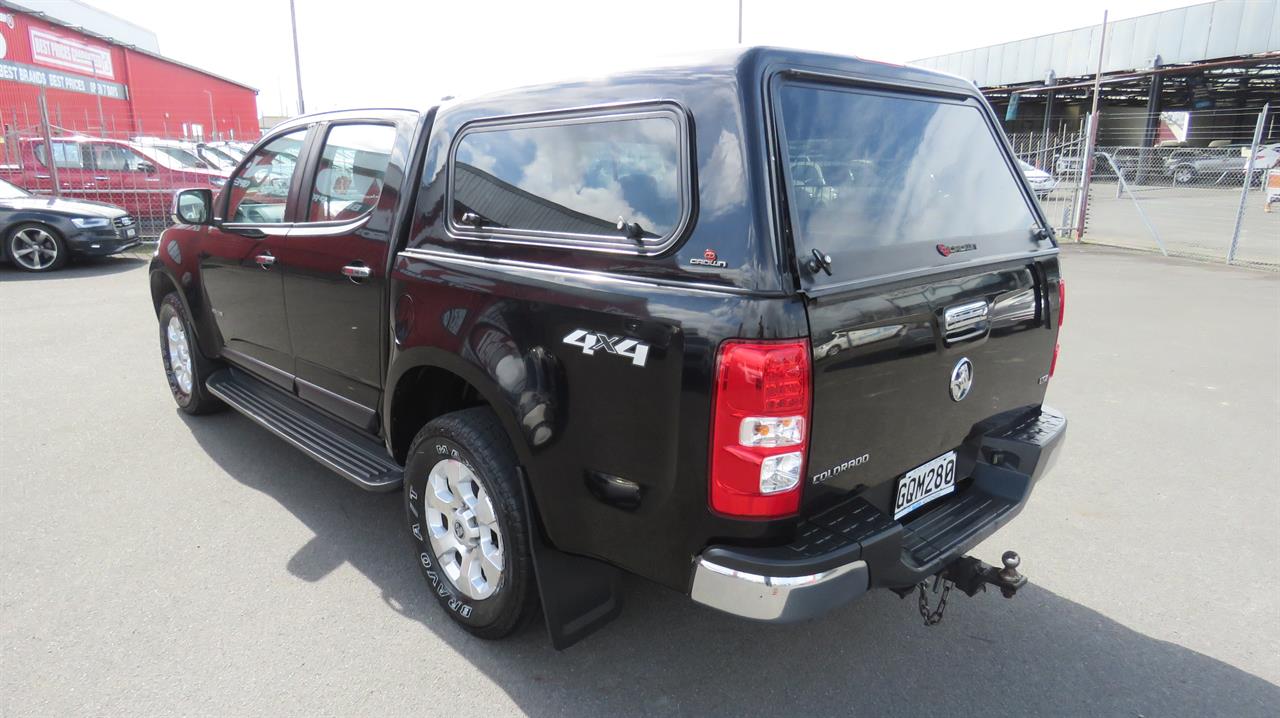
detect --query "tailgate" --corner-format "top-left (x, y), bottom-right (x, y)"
top-left (771, 77), bottom-right (1061, 515)
top-left (803, 259), bottom-right (1056, 512)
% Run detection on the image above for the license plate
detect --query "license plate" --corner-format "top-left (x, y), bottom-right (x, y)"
top-left (893, 451), bottom-right (957, 520)
top-left (125, 228), bottom-right (136, 238)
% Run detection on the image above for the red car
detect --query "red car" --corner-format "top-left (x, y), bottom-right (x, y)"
top-left (0, 136), bottom-right (227, 235)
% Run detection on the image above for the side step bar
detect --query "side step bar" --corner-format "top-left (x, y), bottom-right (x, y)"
top-left (206, 369), bottom-right (403, 491)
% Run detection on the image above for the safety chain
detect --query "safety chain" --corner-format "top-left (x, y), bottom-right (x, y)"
top-left (916, 578), bottom-right (953, 626)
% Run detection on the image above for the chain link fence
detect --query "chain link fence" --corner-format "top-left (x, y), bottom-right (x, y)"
top-left (1010, 106), bottom-right (1279, 270)
top-left (1, 89), bottom-right (252, 246)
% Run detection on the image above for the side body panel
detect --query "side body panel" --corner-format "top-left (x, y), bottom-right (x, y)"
top-left (388, 58), bottom-right (809, 590)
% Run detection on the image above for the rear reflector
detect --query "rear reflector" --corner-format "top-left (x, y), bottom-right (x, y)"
top-left (709, 340), bottom-right (811, 518)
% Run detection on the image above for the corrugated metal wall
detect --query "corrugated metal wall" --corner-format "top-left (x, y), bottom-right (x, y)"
top-left (912, 0), bottom-right (1280, 86)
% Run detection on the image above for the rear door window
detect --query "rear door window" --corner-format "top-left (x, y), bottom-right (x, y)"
top-left (776, 83), bottom-right (1042, 285)
top-left (449, 107), bottom-right (688, 252)
top-left (307, 124), bottom-right (396, 222)
top-left (90, 144), bottom-right (149, 172)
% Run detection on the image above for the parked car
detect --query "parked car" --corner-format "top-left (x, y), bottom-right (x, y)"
top-left (194, 142), bottom-right (241, 171)
top-left (0, 136), bottom-right (227, 233)
top-left (1018, 159), bottom-right (1057, 197)
top-left (1165, 144), bottom-right (1280, 185)
top-left (133, 137), bottom-right (240, 173)
top-left (205, 140), bottom-right (251, 162)
top-left (0, 177), bottom-right (138, 271)
top-left (151, 47), bottom-right (1066, 648)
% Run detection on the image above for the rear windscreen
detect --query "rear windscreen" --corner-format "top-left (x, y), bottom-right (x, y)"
top-left (777, 83), bottom-right (1041, 284)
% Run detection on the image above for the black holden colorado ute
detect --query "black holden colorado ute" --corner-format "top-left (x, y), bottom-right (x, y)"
top-left (149, 47), bottom-right (1067, 648)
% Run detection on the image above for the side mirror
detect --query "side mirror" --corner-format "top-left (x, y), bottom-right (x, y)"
top-left (137, 160), bottom-right (156, 174)
top-left (173, 188), bottom-right (213, 225)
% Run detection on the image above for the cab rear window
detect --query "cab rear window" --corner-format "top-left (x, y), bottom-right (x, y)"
top-left (776, 83), bottom-right (1041, 284)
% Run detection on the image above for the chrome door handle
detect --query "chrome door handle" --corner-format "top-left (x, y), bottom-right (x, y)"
top-left (342, 263), bottom-right (372, 282)
top-left (254, 254), bottom-right (276, 269)
top-left (34, 174), bottom-right (50, 179)
top-left (94, 176), bottom-right (110, 181)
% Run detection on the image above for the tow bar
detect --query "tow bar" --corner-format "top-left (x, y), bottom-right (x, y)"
top-left (898, 551), bottom-right (1028, 626)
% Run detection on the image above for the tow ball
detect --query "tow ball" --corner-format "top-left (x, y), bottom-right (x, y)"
top-left (896, 551), bottom-right (1028, 626)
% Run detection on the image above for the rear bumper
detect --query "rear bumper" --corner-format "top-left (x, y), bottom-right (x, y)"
top-left (689, 405), bottom-right (1067, 622)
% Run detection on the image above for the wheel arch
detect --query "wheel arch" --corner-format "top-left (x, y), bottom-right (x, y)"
top-left (384, 348), bottom-right (539, 471)
top-left (149, 263), bottom-right (222, 361)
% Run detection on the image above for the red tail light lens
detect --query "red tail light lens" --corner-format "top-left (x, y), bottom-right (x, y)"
top-left (1057, 279), bottom-right (1066, 327)
top-left (1049, 279), bottom-right (1064, 378)
top-left (709, 340), bottom-right (811, 518)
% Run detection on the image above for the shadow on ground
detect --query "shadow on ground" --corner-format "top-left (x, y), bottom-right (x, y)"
top-left (184, 410), bottom-right (1278, 717)
top-left (0, 253), bottom-right (149, 281)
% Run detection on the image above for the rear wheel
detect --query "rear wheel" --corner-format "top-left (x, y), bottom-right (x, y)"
top-left (1172, 165), bottom-right (1195, 185)
top-left (5, 223), bottom-right (67, 272)
top-left (404, 407), bottom-right (536, 639)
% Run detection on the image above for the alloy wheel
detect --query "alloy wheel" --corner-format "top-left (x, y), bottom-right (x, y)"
top-left (423, 458), bottom-right (504, 600)
top-left (165, 316), bottom-right (194, 395)
top-left (10, 227), bottom-right (59, 270)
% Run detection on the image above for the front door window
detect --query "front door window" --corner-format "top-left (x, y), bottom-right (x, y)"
top-left (227, 130), bottom-right (307, 224)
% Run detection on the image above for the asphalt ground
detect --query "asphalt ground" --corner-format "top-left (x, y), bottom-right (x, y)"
top-left (1037, 181), bottom-right (1280, 269)
top-left (2, 244), bottom-right (1278, 716)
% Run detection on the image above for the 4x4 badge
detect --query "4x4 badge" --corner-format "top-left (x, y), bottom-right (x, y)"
top-left (562, 329), bottom-right (650, 367)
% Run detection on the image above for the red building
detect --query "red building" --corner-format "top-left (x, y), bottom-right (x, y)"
top-left (0, 2), bottom-right (259, 143)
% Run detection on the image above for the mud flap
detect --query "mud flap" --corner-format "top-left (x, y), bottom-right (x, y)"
top-left (519, 471), bottom-right (622, 650)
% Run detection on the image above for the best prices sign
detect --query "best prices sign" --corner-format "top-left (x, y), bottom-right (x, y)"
top-left (28, 26), bottom-right (113, 79)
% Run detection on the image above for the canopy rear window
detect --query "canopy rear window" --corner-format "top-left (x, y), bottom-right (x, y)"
top-left (776, 82), bottom-right (1041, 285)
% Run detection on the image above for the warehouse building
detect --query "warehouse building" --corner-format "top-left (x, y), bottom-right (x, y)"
top-left (911, 0), bottom-right (1279, 147)
top-left (0, 0), bottom-right (259, 142)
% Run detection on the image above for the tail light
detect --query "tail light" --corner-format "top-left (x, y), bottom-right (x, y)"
top-left (1057, 279), bottom-right (1066, 327)
top-left (709, 340), bottom-right (811, 518)
top-left (1050, 279), bottom-right (1065, 377)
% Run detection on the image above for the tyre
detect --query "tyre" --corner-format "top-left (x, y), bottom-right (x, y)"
top-left (157, 292), bottom-right (223, 414)
top-left (404, 407), bottom-right (536, 639)
top-left (5, 222), bottom-right (68, 272)
top-left (1172, 165), bottom-right (1195, 185)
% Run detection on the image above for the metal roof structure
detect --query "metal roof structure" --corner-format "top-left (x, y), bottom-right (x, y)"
top-left (0, 0), bottom-right (257, 92)
top-left (911, 0), bottom-right (1279, 89)
top-left (7, 0), bottom-right (159, 53)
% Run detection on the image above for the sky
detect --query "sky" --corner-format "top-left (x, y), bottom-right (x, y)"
top-left (88, 0), bottom-right (1197, 116)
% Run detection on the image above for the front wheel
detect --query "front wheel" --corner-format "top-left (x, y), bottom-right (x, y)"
top-left (157, 292), bottom-right (223, 414)
top-left (5, 223), bottom-right (68, 272)
top-left (1172, 165), bottom-right (1195, 185)
top-left (404, 407), bottom-right (537, 639)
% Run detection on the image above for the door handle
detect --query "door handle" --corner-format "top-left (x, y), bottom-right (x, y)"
top-left (341, 263), bottom-right (371, 282)
top-left (254, 253), bottom-right (276, 269)
top-left (94, 176), bottom-right (110, 181)
top-left (35, 174), bottom-right (51, 180)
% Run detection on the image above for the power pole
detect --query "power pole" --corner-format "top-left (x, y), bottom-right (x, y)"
top-left (205, 90), bottom-right (216, 140)
top-left (290, 0), bottom-right (306, 115)
top-left (737, 0), bottom-right (743, 44)
top-left (1074, 10), bottom-right (1108, 241)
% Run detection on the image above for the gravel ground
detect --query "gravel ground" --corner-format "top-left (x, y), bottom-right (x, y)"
top-left (2, 244), bottom-right (1277, 717)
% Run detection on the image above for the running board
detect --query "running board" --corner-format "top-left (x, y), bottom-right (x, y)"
top-left (206, 369), bottom-right (403, 491)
